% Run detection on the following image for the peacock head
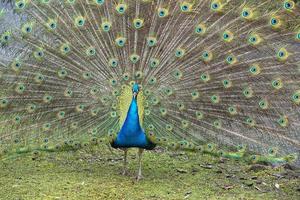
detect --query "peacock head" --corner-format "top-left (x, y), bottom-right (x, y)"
top-left (132, 83), bottom-right (140, 98)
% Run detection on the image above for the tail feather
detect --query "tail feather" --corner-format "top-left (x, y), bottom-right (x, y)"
top-left (0, 0), bottom-right (299, 164)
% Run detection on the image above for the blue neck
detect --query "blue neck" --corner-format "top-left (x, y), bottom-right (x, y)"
top-left (112, 95), bottom-right (156, 149)
top-left (120, 97), bottom-right (142, 136)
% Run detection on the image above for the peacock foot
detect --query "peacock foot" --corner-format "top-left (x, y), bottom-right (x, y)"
top-left (136, 174), bottom-right (144, 181)
top-left (122, 169), bottom-right (128, 176)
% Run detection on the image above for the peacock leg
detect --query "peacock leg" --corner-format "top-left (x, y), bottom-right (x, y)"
top-left (136, 148), bottom-right (144, 181)
top-left (122, 148), bottom-right (128, 175)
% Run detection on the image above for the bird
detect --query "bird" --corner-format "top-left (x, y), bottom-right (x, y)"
top-left (111, 83), bottom-right (156, 179)
top-left (0, 0), bottom-right (300, 180)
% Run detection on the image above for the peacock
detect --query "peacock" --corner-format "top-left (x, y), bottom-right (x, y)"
top-left (0, 0), bottom-right (300, 180)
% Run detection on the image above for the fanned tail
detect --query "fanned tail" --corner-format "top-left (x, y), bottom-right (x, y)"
top-left (0, 0), bottom-right (299, 165)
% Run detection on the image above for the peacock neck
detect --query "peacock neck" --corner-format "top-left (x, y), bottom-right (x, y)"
top-left (120, 96), bottom-right (142, 136)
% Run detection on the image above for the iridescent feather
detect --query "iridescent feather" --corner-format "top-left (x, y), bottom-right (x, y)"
top-left (0, 0), bottom-right (299, 169)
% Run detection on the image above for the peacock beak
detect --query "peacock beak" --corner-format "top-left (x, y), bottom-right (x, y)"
top-left (133, 92), bottom-right (138, 98)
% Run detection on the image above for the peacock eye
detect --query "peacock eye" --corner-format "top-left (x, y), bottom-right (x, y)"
top-left (211, 3), bottom-right (218, 9)
top-left (279, 52), bottom-right (284, 57)
top-left (115, 37), bottom-right (126, 47)
top-left (283, 1), bottom-right (294, 10)
top-left (96, 0), bottom-right (104, 5)
top-left (271, 18), bottom-right (278, 25)
top-left (242, 11), bottom-right (249, 17)
top-left (133, 19), bottom-right (144, 29)
top-left (158, 8), bottom-right (168, 18)
top-left (269, 149), bottom-right (274, 154)
top-left (116, 4), bottom-right (127, 14)
top-left (16, 0), bottom-right (26, 9)
top-left (285, 2), bottom-right (291, 8)
top-left (182, 5), bottom-right (188, 11)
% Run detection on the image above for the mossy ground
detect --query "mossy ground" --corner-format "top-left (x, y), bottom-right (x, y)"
top-left (0, 146), bottom-right (299, 200)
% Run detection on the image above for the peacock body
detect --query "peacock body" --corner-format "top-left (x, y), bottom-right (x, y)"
top-left (112, 83), bottom-right (156, 150)
top-left (0, 0), bottom-right (300, 178)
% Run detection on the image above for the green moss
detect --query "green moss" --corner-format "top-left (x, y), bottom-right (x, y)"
top-left (0, 147), bottom-right (299, 200)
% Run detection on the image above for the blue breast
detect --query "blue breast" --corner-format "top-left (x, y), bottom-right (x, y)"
top-left (112, 97), bottom-right (155, 149)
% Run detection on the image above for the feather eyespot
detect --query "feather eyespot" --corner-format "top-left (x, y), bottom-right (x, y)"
top-left (116, 4), bottom-right (127, 14)
top-left (283, 1), bottom-right (294, 11)
top-left (95, 0), bottom-right (104, 5)
top-left (158, 8), bottom-right (169, 18)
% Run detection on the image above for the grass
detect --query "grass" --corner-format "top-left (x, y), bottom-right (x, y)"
top-left (0, 146), bottom-right (299, 200)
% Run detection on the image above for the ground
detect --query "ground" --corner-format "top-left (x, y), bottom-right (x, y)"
top-left (0, 146), bottom-right (299, 200)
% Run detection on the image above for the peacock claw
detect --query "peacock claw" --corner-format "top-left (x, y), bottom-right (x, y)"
top-left (136, 175), bottom-right (144, 181)
top-left (122, 170), bottom-right (128, 175)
